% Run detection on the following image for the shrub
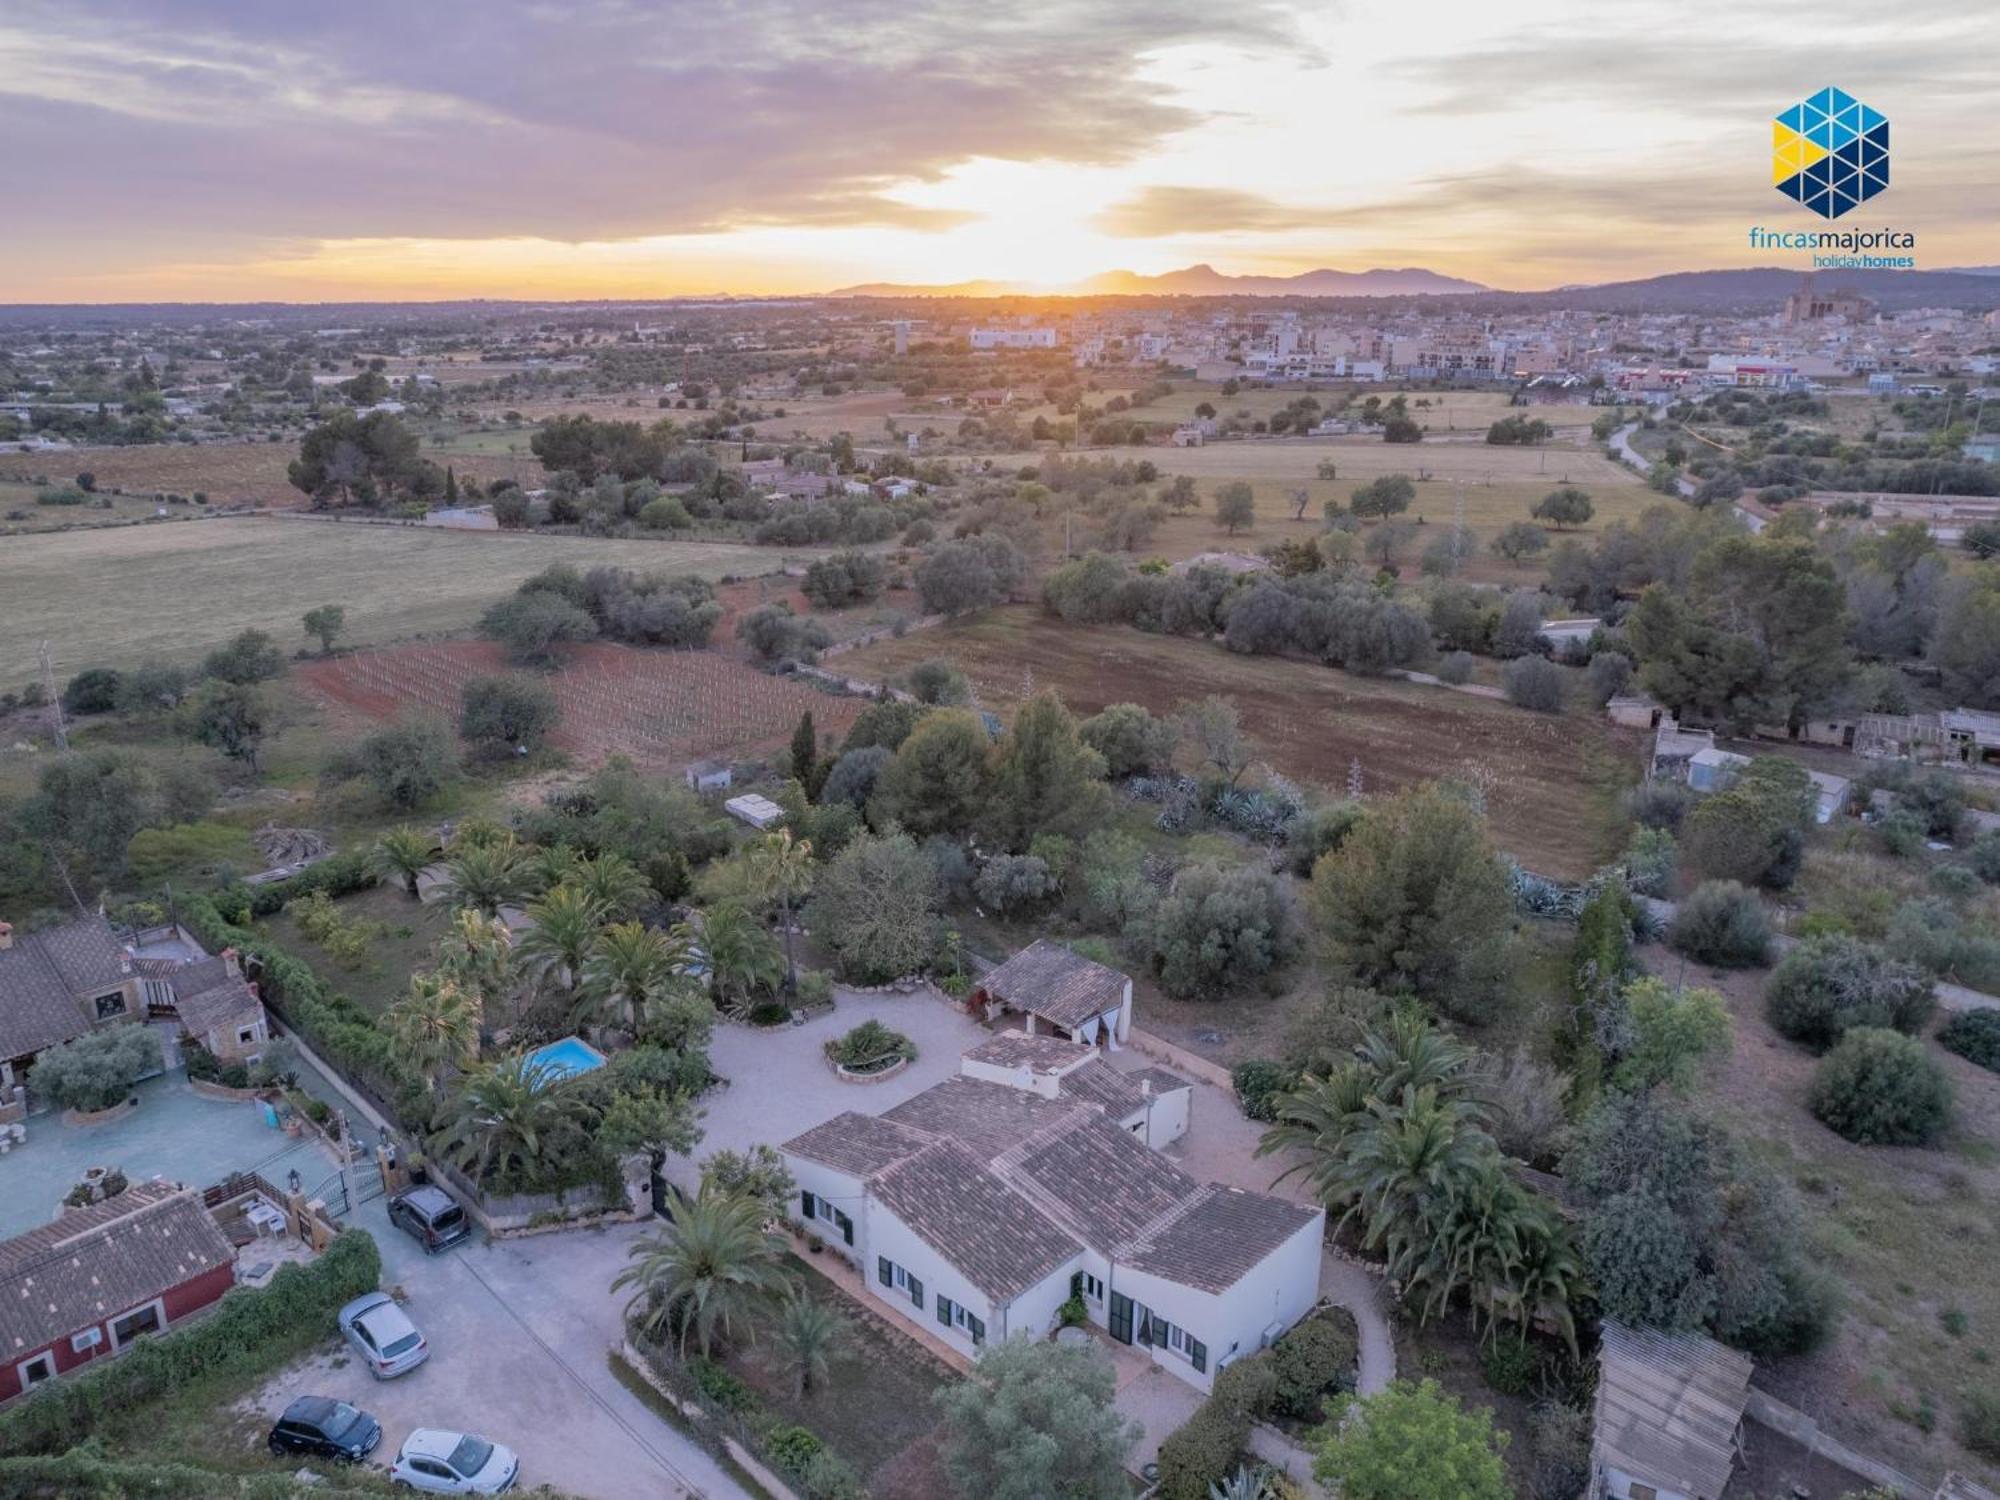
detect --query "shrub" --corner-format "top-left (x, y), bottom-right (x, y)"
top-left (1143, 861), bottom-right (1297, 1001)
top-left (1807, 1028), bottom-right (1952, 1146)
top-left (1212, 1355), bottom-right (1279, 1422)
top-left (61, 667), bottom-right (124, 715)
top-left (1763, 935), bottom-right (1935, 1052)
top-left (1627, 778), bottom-right (1694, 832)
top-left (823, 1019), bottom-right (915, 1070)
top-left (1079, 702), bottom-right (1178, 779)
top-left (459, 674), bottom-right (560, 756)
top-left (1969, 830), bottom-right (2000, 885)
top-left (637, 495), bottom-right (692, 530)
top-left (1269, 1313), bottom-right (1358, 1419)
top-left (1527, 1403), bottom-right (1592, 1500)
top-left (801, 550), bottom-right (889, 609)
top-left (1625, 826), bottom-right (1678, 898)
top-left (1155, 1390), bottom-right (1252, 1500)
top-left (1232, 1059), bottom-right (1295, 1124)
top-left (1666, 881), bottom-right (1772, 968)
top-left (1965, 1386), bottom-right (2000, 1461)
top-left (0, 1229), bottom-right (380, 1456)
top-left (972, 853), bottom-right (1055, 916)
top-left (1939, 1009), bottom-right (2000, 1073)
top-left (31, 1026), bottom-right (162, 1112)
top-left (1436, 651), bottom-right (1475, 685)
top-left (1480, 1333), bottom-right (1540, 1396)
top-left (1503, 655), bottom-right (1566, 713)
top-left (906, 658), bottom-right (971, 706)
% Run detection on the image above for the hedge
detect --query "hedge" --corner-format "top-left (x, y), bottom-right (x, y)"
top-left (225, 847), bottom-right (381, 920)
top-left (1270, 1311), bottom-right (1360, 1419)
top-left (1154, 1352), bottom-right (1275, 1500)
top-left (0, 1230), bottom-right (381, 1456)
top-left (179, 893), bottom-right (430, 1129)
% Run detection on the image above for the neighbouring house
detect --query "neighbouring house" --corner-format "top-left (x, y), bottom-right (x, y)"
top-left (1540, 617), bottom-right (1602, 650)
top-left (1587, 1321), bottom-right (1753, 1500)
top-left (780, 1056), bottom-right (1323, 1391)
top-left (1648, 715), bottom-right (1715, 779)
top-left (0, 916), bottom-right (144, 1096)
top-left (1, 917), bottom-right (272, 1097)
top-left (971, 940), bottom-right (1134, 1047)
top-left (1170, 551), bottom-right (1270, 578)
top-left (683, 760), bottom-right (733, 793)
top-left (960, 1031), bottom-right (1191, 1149)
top-left (0, 1180), bottom-right (237, 1403)
top-left (1805, 769), bottom-right (1852, 825)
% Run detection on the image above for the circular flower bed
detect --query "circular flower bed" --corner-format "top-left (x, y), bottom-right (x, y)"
top-left (823, 1019), bottom-right (917, 1083)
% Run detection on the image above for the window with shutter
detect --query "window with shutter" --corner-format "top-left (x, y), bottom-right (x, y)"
top-left (1190, 1339), bottom-right (1207, 1374)
top-left (835, 1210), bottom-right (854, 1246)
top-left (801, 1190), bottom-right (816, 1219)
top-left (936, 1295), bottom-right (955, 1327)
top-left (1070, 1271), bottom-right (1083, 1299)
top-left (967, 1314), bottom-right (986, 1345)
top-left (877, 1256), bottom-right (893, 1288)
top-left (907, 1275), bottom-right (924, 1308)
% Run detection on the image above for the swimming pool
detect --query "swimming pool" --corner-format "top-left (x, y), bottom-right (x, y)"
top-left (523, 1036), bottom-right (607, 1083)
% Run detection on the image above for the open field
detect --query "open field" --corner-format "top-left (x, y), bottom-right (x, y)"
top-left (0, 518), bottom-right (781, 682)
top-left (1131, 386), bottom-right (1588, 435)
top-left (838, 607), bottom-right (1642, 876)
top-left (0, 440), bottom-right (542, 507)
top-left (299, 638), bottom-right (864, 771)
top-left (1666, 945), bottom-right (2000, 1491)
top-left (0, 478), bottom-right (201, 533)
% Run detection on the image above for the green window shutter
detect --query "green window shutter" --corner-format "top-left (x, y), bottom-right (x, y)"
top-left (968, 1314), bottom-right (986, 1345)
top-left (937, 1295), bottom-right (954, 1328)
top-left (908, 1275), bottom-right (924, 1308)
top-left (877, 1256), bottom-right (893, 1288)
top-left (836, 1210), bottom-right (854, 1246)
top-left (1190, 1339), bottom-right (1207, 1374)
top-left (801, 1190), bottom-right (816, 1218)
top-left (1108, 1292), bottom-right (1133, 1344)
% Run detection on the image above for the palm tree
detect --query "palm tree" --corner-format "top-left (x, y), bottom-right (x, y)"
top-left (773, 1288), bottom-right (848, 1397)
top-left (371, 826), bottom-right (435, 900)
top-left (385, 972), bottom-right (482, 1098)
top-left (569, 852), bottom-right (653, 922)
top-left (611, 1192), bottom-right (794, 1360)
top-left (582, 921), bottom-right (689, 1032)
top-left (527, 842), bottom-right (584, 894)
top-left (1354, 1009), bottom-right (1477, 1101)
top-left (435, 908), bottom-right (514, 1016)
top-left (699, 903), bottom-right (783, 1019)
top-left (442, 841), bottom-right (529, 917)
top-left (515, 884), bottom-right (606, 997)
top-left (745, 829), bottom-right (813, 993)
top-left (433, 1051), bottom-right (571, 1187)
top-left (1485, 1202), bottom-right (1583, 1355)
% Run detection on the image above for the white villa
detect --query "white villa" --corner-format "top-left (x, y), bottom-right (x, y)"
top-left (779, 1034), bottom-right (1323, 1392)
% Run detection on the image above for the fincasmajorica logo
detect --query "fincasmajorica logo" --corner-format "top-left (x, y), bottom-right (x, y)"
top-left (1773, 87), bottom-right (1888, 220)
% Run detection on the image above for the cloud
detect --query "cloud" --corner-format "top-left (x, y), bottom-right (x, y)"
top-left (0, 0), bottom-right (1305, 250)
top-left (1092, 186), bottom-right (1333, 237)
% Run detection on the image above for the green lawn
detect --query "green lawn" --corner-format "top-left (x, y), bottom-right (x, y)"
top-left (256, 882), bottom-right (453, 1018)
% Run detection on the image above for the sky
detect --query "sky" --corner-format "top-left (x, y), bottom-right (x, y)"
top-left (5, 0), bottom-right (1996, 302)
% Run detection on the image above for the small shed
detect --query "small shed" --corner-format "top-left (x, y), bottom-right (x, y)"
top-left (1806, 769), bottom-right (1851, 825)
top-left (971, 940), bottom-right (1133, 1048)
top-left (1606, 693), bottom-right (1664, 730)
top-left (1587, 1322), bottom-right (1753, 1500)
top-left (723, 793), bottom-right (785, 830)
top-left (684, 760), bottom-right (733, 793)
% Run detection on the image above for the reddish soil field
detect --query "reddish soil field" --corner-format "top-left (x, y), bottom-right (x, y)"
top-left (298, 640), bottom-right (861, 770)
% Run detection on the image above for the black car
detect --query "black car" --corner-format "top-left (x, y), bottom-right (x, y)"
top-left (268, 1395), bottom-right (382, 1463)
top-left (389, 1185), bottom-right (470, 1254)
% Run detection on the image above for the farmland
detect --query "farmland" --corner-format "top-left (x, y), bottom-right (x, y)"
top-left (299, 638), bottom-right (863, 770)
top-left (0, 518), bottom-right (781, 683)
top-left (839, 606), bottom-right (1643, 876)
top-left (0, 439), bottom-right (541, 508)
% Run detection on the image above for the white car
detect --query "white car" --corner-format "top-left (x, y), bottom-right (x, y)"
top-left (338, 1291), bottom-right (430, 1379)
top-left (390, 1429), bottom-right (520, 1493)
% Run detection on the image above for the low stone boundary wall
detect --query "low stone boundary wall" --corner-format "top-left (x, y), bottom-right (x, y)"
top-left (189, 1078), bottom-right (267, 1103)
top-left (1744, 1389), bottom-right (1930, 1500)
top-left (1127, 1028), bottom-right (1234, 1091)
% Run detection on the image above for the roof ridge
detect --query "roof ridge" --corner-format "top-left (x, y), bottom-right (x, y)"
top-left (1118, 1181), bottom-right (1215, 1259)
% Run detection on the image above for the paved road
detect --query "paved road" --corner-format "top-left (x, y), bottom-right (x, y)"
top-left (1610, 421), bottom-right (1766, 531)
top-left (250, 1194), bottom-right (749, 1500)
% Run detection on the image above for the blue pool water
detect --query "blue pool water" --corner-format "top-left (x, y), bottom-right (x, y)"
top-left (523, 1036), bottom-right (607, 1082)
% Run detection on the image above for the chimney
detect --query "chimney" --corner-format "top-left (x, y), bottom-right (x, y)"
top-left (1141, 1077), bottom-right (1152, 1098)
top-left (0, 921), bottom-right (11, 951)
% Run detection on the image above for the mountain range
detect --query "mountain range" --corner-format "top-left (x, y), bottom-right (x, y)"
top-left (828, 263), bottom-right (1489, 298)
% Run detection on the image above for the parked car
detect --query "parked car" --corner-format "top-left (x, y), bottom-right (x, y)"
top-left (389, 1185), bottom-right (471, 1254)
top-left (338, 1291), bottom-right (430, 1379)
top-left (389, 1428), bottom-right (520, 1493)
top-left (267, 1396), bottom-right (382, 1463)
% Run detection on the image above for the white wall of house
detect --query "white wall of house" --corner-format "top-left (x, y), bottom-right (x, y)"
top-left (960, 1056), bottom-right (1063, 1099)
top-left (1006, 1260), bottom-right (1079, 1345)
top-left (863, 1197), bottom-right (1014, 1357)
top-left (1110, 1210), bottom-right (1324, 1393)
top-left (1594, 1462), bottom-right (1691, 1500)
top-left (1140, 1089), bottom-right (1190, 1149)
top-left (784, 1157), bottom-right (866, 1271)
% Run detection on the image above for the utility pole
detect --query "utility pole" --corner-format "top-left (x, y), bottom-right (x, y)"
top-left (39, 640), bottom-right (68, 753)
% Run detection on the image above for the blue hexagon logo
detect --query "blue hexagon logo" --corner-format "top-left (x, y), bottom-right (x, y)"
top-left (1774, 87), bottom-right (1888, 220)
